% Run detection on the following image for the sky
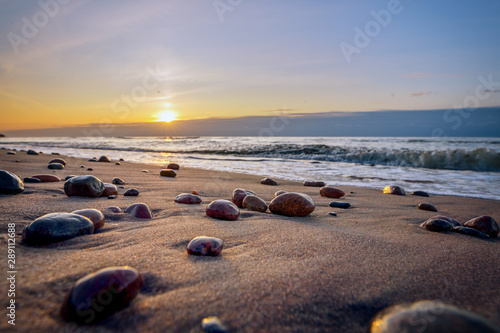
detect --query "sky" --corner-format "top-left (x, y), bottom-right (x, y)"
top-left (1, 0), bottom-right (500, 133)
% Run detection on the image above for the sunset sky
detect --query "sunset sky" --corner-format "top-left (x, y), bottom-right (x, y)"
top-left (1, 0), bottom-right (500, 132)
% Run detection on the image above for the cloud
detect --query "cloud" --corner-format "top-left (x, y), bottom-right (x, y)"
top-left (402, 72), bottom-right (463, 79)
top-left (411, 91), bottom-right (433, 97)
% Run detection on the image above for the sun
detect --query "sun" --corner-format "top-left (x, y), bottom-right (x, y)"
top-left (155, 110), bottom-right (177, 123)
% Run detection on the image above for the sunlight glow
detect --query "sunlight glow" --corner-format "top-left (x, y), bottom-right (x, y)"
top-left (155, 110), bottom-right (177, 123)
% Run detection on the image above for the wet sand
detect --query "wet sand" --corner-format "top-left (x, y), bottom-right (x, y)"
top-left (0, 151), bottom-right (499, 332)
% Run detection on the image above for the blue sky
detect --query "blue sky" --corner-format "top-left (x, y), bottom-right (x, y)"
top-left (0, 0), bottom-right (499, 131)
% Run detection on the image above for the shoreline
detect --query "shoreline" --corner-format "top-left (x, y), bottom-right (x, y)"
top-left (0, 150), bottom-right (499, 332)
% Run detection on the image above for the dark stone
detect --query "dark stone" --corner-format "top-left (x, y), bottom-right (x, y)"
top-left (329, 212), bottom-right (337, 216)
top-left (167, 163), bottom-right (179, 170)
top-left (52, 152), bottom-right (61, 155)
top-left (24, 177), bottom-right (42, 183)
top-left (187, 236), bottom-right (224, 256)
top-left (49, 158), bottom-right (67, 166)
top-left (101, 183), bottom-right (118, 197)
top-left (383, 185), bottom-right (405, 196)
top-left (242, 195), bottom-right (267, 212)
top-left (426, 215), bottom-right (461, 227)
top-left (206, 200), bottom-right (240, 221)
top-left (7, 152), bottom-right (16, 155)
top-left (274, 190), bottom-right (287, 197)
top-left (420, 218), bottom-right (453, 232)
top-left (160, 169), bottom-right (176, 177)
top-left (88, 158), bottom-right (97, 162)
top-left (464, 216), bottom-right (499, 238)
top-left (269, 192), bottom-right (315, 217)
top-left (119, 158), bottom-right (124, 162)
top-left (32, 174), bottom-right (61, 182)
top-left (71, 209), bottom-right (105, 229)
top-left (87, 168), bottom-right (93, 171)
top-left (261, 178), bottom-right (278, 186)
top-left (107, 206), bottom-right (121, 213)
top-left (303, 180), bottom-right (326, 187)
top-left (65, 175), bottom-right (76, 181)
top-left (80, 165), bottom-right (85, 168)
top-left (23, 213), bottom-right (94, 244)
top-left (64, 175), bottom-right (105, 197)
top-left (125, 203), bottom-right (152, 219)
top-left (115, 162), bottom-right (121, 165)
top-left (98, 156), bottom-right (111, 162)
top-left (27, 149), bottom-right (39, 155)
top-left (418, 203), bottom-right (438, 212)
top-left (112, 177), bottom-right (125, 185)
top-left (60, 267), bottom-right (144, 324)
top-left (452, 226), bottom-right (490, 239)
top-left (141, 170), bottom-right (149, 173)
top-left (329, 201), bottom-right (351, 209)
top-left (48, 163), bottom-right (65, 169)
top-left (320, 187), bottom-right (345, 198)
top-left (368, 300), bottom-right (500, 333)
top-left (231, 188), bottom-right (255, 208)
top-left (174, 193), bottom-right (202, 204)
top-left (202, 316), bottom-right (228, 333)
top-left (108, 195), bottom-right (117, 199)
top-left (0, 170), bottom-right (24, 194)
top-left (411, 190), bottom-right (430, 197)
top-left (124, 188), bottom-right (139, 196)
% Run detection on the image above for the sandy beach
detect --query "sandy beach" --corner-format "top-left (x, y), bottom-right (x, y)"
top-left (0, 151), bottom-right (499, 332)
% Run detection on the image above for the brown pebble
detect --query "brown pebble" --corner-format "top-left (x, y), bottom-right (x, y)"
top-left (125, 203), bottom-right (152, 219)
top-left (71, 209), bottom-right (105, 229)
top-left (101, 183), bottom-right (118, 197)
top-left (242, 195), bottom-right (268, 212)
top-left (87, 168), bottom-right (93, 171)
top-left (274, 190), bottom-right (287, 197)
top-left (261, 178), bottom-right (278, 186)
top-left (167, 163), bottom-right (179, 170)
top-left (269, 192), bottom-right (315, 217)
top-left (187, 236), bottom-right (223, 256)
top-left (31, 174), bottom-right (61, 182)
top-left (320, 187), bottom-right (345, 199)
top-left (418, 203), bottom-right (438, 212)
top-left (206, 200), bottom-right (240, 221)
top-left (192, 190), bottom-right (198, 195)
top-left (420, 218), bottom-right (452, 232)
top-left (303, 180), bottom-right (326, 187)
top-left (232, 188), bottom-right (255, 208)
top-left (160, 169), bottom-right (176, 177)
top-left (464, 216), bottom-right (499, 238)
top-left (107, 206), bottom-right (122, 213)
top-left (175, 193), bottom-right (202, 204)
top-left (383, 185), bottom-right (405, 196)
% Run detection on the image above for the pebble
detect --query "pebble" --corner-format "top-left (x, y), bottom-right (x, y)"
top-left (187, 236), bottom-right (224, 256)
top-left (71, 209), bottom-right (105, 229)
top-left (60, 267), bottom-right (144, 324)
top-left (87, 168), bottom-right (93, 171)
top-left (125, 203), bottom-right (153, 219)
top-left (119, 158), bottom-right (125, 161)
top-left (269, 192), bottom-right (315, 217)
top-left (7, 152), bottom-right (16, 155)
top-left (303, 180), bottom-right (326, 187)
top-left (411, 190), bottom-right (429, 197)
top-left (383, 185), bottom-right (405, 196)
top-left (102, 183), bottom-right (118, 197)
top-left (23, 177), bottom-right (42, 183)
top-left (31, 174), bottom-right (61, 182)
top-left (64, 175), bottom-right (105, 197)
top-left (329, 201), bottom-right (351, 209)
top-left (175, 193), bottom-right (202, 204)
top-left (115, 162), bottom-right (121, 165)
top-left (420, 218), bottom-right (452, 232)
top-left (274, 190), bottom-right (287, 197)
top-left (206, 200), bottom-right (240, 221)
top-left (88, 158), bottom-right (97, 162)
top-left (261, 178), bottom-right (278, 186)
top-left (201, 316), bottom-right (228, 333)
top-left (368, 300), bottom-right (500, 333)
top-left (242, 195), bottom-right (268, 212)
top-left (112, 177), bottom-right (126, 185)
top-left (108, 195), bottom-right (117, 199)
top-left (27, 149), bottom-right (39, 155)
top-left (80, 165), bottom-right (85, 168)
top-left (192, 190), bottom-right (199, 195)
top-left (23, 213), bottom-right (94, 244)
top-left (49, 158), bottom-right (67, 166)
top-left (427, 215), bottom-right (461, 227)
top-left (452, 226), bottom-right (490, 239)
top-left (167, 163), bottom-right (179, 170)
top-left (232, 188), bottom-right (255, 208)
top-left (107, 206), bottom-right (122, 213)
top-left (160, 169), bottom-right (176, 177)
top-left (329, 212), bottom-right (337, 216)
top-left (16, 160), bottom-right (19, 163)
top-left (124, 188), bottom-right (140, 196)
top-left (65, 175), bottom-right (76, 181)
top-left (52, 152), bottom-right (61, 155)
top-left (320, 187), bottom-right (345, 198)
top-left (418, 202), bottom-right (437, 212)
top-left (48, 163), bottom-right (65, 169)
top-left (464, 216), bottom-right (499, 238)
top-left (98, 155), bottom-right (111, 162)
top-left (0, 170), bottom-right (24, 194)
top-left (142, 170), bottom-right (149, 173)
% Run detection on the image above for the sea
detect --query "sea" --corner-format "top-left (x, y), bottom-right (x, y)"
top-left (1, 136), bottom-right (500, 200)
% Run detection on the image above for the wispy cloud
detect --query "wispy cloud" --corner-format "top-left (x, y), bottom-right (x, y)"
top-left (411, 91), bottom-right (434, 97)
top-left (402, 73), bottom-right (463, 79)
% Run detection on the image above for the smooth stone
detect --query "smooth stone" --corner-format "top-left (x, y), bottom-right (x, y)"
top-left (206, 200), bottom-right (240, 221)
top-left (175, 193), bottom-right (202, 204)
top-left (0, 170), bottom-right (24, 194)
top-left (108, 195), bottom-right (117, 199)
top-left (420, 218), bottom-right (453, 232)
top-left (31, 174), bottom-right (61, 182)
top-left (274, 190), bottom-right (287, 197)
top-left (329, 201), bottom-right (351, 209)
top-left (124, 188), bottom-right (139, 196)
top-left (464, 216), bottom-right (499, 238)
top-left (107, 206), bottom-right (122, 213)
top-left (119, 158), bottom-right (124, 161)
top-left (303, 180), bottom-right (326, 187)
top-left (242, 195), bottom-right (268, 212)
top-left (418, 202), bottom-right (438, 212)
top-left (119, 186), bottom-right (125, 189)
top-left (65, 175), bottom-right (76, 181)
top-left (7, 152), bottom-right (16, 155)
top-left (80, 165), bottom-right (85, 168)
top-left (142, 170), bottom-right (149, 173)
top-left (452, 226), bottom-right (490, 239)
top-left (49, 158), bottom-right (67, 166)
top-left (23, 213), bottom-right (94, 244)
top-left (88, 157), bottom-right (97, 162)
top-left (115, 162), bottom-right (121, 165)
top-left (160, 169), bottom-right (176, 177)
top-left (261, 178), bottom-right (278, 186)
top-left (269, 192), bottom-right (315, 217)
top-left (71, 209), bottom-right (105, 229)
top-left (329, 212), bottom-right (337, 216)
top-left (112, 177), bottom-right (126, 185)
top-left (60, 267), bottom-right (144, 324)
top-left (48, 163), bottom-right (65, 169)
top-left (27, 149), bottom-right (39, 155)
top-left (320, 187), bottom-right (345, 198)
top-left (102, 183), bottom-right (118, 197)
top-left (187, 236), bottom-right (224, 256)
top-left (411, 190), bottom-right (430, 197)
top-left (368, 300), bottom-right (500, 333)
top-left (16, 160), bottom-right (19, 163)
top-left (427, 215), bottom-right (461, 227)
top-left (383, 185), bottom-right (405, 196)
top-left (52, 152), bottom-right (61, 155)
top-left (24, 177), bottom-right (42, 183)
top-left (201, 316), bottom-right (228, 333)
top-left (98, 155), bottom-right (111, 162)
top-left (125, 203), bottom-right (152, 219)
top-left (64, 175), bottom-right (105, 197)
top-left (167, 163), bottom-right (179, 170)
top-left (192, 190), bottom-right (199, 195)
top-left (87, 168), bottom-right (93, 171)
top-left (231, 188), bottom-right (255, 208)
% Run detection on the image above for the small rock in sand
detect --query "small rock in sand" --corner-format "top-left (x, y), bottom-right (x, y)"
top-left (142, 170), bottom-right (149, 173)
top-left (87, 168), bottom-right (93, 171)
top-left (329, 201), bottom-right (350, 209)
top-left (160, 169), bottom-right (176, 177)
top-left (119, 158), bottom-right (125, 162)
top-left (464, 216), bottom-right (499, 238)
top-left (420, 217), bottom-right (453, 232)
top-left (48, 163), bottom-right (64, 169)
top-left (418, 203), bottom-right (437, 212)
top-left (112, 177), bottom-right (126, 185)
top-left (206, 200), bottom-right (240, 221)
top-left (108, 195), bottom-right (117, 199)
top-left (320, 187), bottom-right (345, 198)
top-left (107, 206), bottom-right (122, 213)
top-left (201, 316), bottom-right (228, 333)
top-left (187, 236), bottom-right (224, 256)
top-left (27, 149), bottom-right (39, 155)
top-left (64, 175), bottom-right (105, 197)
top-left (31, 174), bottom-right (61, 182)
top-left (175, 193), bottom-right (202, 204)
top-left (242, 195), bottom-right (268, 212)
top-left (274, 190), bottom-right (287, 197)
top-left (426, 215), bottom-right (461, 227)
top-left (23, 213), bottom-right (94, 244)
top-left (71, 209), bottom-right (105, 229)
top-left (124, 188), bottom-right (139, 196)
top-left (192, 190), bottom-right (199, 195)
top-left (65, 175), bottom-right (76, 181)
top-left (0, 170), bottom-right (24, 194)
top-left (98, 155), bottom-right (111, 162)
top-left (7, 152), bottom-right (16, 155)
top-left (411, 190), bottom-right (429, 197)
top-left (88, 157), bottom-right (97, 162)
top-left (101, 183), bottom-right (118, 197)
top-left (167, 163), bottom-right (179, 170)
top-left (452, 226), bottom-right (490, 239)
top-left (303, 180), bottom-right (326, 187)
top-left (269, 192), bottom-right (315, 217)
top-left (23, 177), bottom-right (41, 183)
top-left (80, 165), bottom-right (85, 168)
top-left (261, 178), bottom-right (278, 186)
top-left (115, 162), bottom-right (121, 165)
top-left (383, 185), bottom-right (405, 196)
top-left (329, 212), bottom-right (337, 216)
top-left (125, 203), bottom-right (152, 219)
top-left (232, 188), bottom-right (255, 208)
top-left (49, 158), bottom-right (67, 166)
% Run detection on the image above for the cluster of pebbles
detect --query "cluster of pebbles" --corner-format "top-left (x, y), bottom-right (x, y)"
top-left (1, 150), bottom-right (499, 331)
